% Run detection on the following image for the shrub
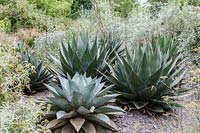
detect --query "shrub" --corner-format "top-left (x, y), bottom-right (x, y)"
top-left (29, 0), bottom-right (73, 17)
top-left (103, 36), bottom-right (186, 112)
top-left (0, 18), bottom-right (11, 32)
top-left (0, 0), bottom-right (71, 32)
top-left (42, 73), bottom-right (124, 132)
top-left (0, 98), bottom-right (50, 132)
top-left (71, 0), bottom-right (92, 16)
top-left (113, 0), bottom-right (134, 17)
top-left (0, 0), bottom-right (6, 4)
top-left (0, 0), bottom-right (39, 31)
top-left (33, 31), bottom-right (67, 64)
top-left (0, 42), bottom-right (34, 104)
top-left (169, 0), bottom-right (200, 6)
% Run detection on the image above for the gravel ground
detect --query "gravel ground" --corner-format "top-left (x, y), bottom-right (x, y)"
top-left (112, 98), bottom-right (198, 133)
top-left (32, 91), bottom-right (198, 133)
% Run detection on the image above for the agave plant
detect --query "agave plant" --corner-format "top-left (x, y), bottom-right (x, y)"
top-left (19, 43), bottom-right (52, 94)
top-left (150, 35), bottom-right (180, 60)
top-left (51, 32), bottom-right (122, 78)
top-left (103, 44), bottom-right (186, 113)
top-left (98, 33), bottom-right (124, 61)
top-left (43, 73), bottom-right (124, 133)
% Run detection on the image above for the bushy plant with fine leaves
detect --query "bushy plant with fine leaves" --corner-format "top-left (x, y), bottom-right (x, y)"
top-left (0, 0), bottom-right (71, 32)
top-left (169, 0), bottom-right (200, 6)
top-left (42, 73), bottom-right (124, 132)
top-left (29, 0), bottom-right (73, 17)
top-left (0, 42), bottom-right (34, 104)
top-left (71, 0), bottom-right (92, 16)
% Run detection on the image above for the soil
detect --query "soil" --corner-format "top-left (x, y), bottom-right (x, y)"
top-left (112, 99), bottom-right (198, 133)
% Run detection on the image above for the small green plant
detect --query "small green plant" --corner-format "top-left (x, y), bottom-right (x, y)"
top-left (51, 32), bottom-right (122, 78)
top-left (0, 18), bottom-right (11, 32)
top-left (19, 43), bottom-right (52, 94)
top-left (42, 73), bottom-right (124, 132)
top-left (103, 39), bottom-right (186, 113)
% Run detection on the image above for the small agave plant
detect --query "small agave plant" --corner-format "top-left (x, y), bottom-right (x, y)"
top-left (51, 32), bottom-right (122, 78)
top-left (19, 43), bottom-right (52, 94)
top-left (103, 43), bottom-right (186, 113)
top-left (43, 73), bottom-right (124, 133)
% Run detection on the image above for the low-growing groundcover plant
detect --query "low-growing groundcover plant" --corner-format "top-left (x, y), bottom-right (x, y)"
top-left (0, 98), bottom-right (50, 133)
top-left (42, 73), bottom-right (124, 132)
top-left (103, 38), bottom-right (186, 113)
top-left (19, 43), bottom-right (52, 94)
top-left (51, 32), bottom-right (122, 78)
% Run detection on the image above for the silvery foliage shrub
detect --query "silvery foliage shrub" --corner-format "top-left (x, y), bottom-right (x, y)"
top-left (0, 98), bottom-right (50, 133)
top-left (69, 1), bottom-right (124, 37)
top-left (73, 1), bottom-right (200, 48)
top-left (33, 1), bottom-right (200, 62)
top-left (34, 31), bottom-right (67, 64)
top-left (124, 4), bottom-right (200, 48)
top-left (169, 0), bottom-right (200, 6)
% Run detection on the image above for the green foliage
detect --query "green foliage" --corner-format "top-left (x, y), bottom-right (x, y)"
top-left (149, 35), bottom-right (180, 60)
top-left (169, 0), bottom-right (200, 6)
top-left (33, 31), bottom-right (67, 65)
top-left (0, 98), bottom-right (50, 132)
top-left (42, 73), bottom-right (124, 132)
top-left (0, 0), bottom-right (38, 31)
top-left (103, 37), bottom-right (186, 112)
top-left (0, 0), bottom-right (6, 4)
top-left (29, 0), bottom-right (73, 17)
top-left (113, 0), bottom-right (134, 17)
top-left (120, 3), bottom-right (200, 50)
top-left (18, 43), bottom-right (52, 94)
top-left (0, 0), bottom-right (71, 32)
top-left (0, 18), bottom-right (11, 32)
top-left (51, 32), bottom-right (122, 78)
top-left (71, 0), bottom-right (92, 16)
top-left (0, 43), bottom-right (34, 104)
